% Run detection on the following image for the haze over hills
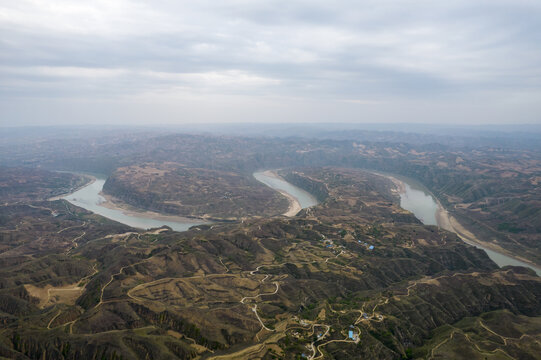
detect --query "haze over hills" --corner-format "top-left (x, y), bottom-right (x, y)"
top-left (2, 125), bottom-right (540, 264)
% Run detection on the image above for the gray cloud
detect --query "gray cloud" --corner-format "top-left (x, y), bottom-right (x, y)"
top-left (1, 0), bottom-right (540, 125)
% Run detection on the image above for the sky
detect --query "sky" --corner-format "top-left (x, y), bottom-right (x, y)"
top-left (1, 0), bottom-right (540, 126)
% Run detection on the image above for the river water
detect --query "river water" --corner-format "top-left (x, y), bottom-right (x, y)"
top-left (63, 177), bottom-right (204, 231)
top-left (395, 174), bottom-right (541, 275)
top-left (62, 171), bottom-right (538, 275)
top-left (64, 171), bottom-right (318, 231)
top-left (253, 171), bottom-right (319, 209)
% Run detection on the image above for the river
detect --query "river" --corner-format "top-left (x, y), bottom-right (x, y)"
top-left (63, 176), bottom-right (204, 231)
top-left (62, 171), bottom-right (538, 275)
top-left (394, 174), bottom-right (541, 275)
top-left (253, 170), bottom-right (319, 210)
top-left (63, 171), bottom-right (318, 231)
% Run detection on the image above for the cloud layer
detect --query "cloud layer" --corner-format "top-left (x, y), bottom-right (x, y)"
top-left (1, 0), bottom-right (540, 125)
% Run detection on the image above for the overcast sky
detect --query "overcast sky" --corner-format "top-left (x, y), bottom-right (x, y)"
top-left (1, 0), bottom-right (540, 126)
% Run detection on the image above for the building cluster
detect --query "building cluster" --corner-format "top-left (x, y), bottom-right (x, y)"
top-left (357, 239), bottom-right (374, 250)
top-left (348, 326), bottom-right (360, 343)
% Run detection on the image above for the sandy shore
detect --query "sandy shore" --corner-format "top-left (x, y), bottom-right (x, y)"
top-left (58, 169), bottom-right (302, 223)
top-left (436, 206), bottom-right (540, 269)
top-left (385, 175), bottom-right (406, 195)
top-left (259, 170), bottom-right (302, 217)
top-left (52, 172), bottom-right (205, 224)
top-left (385, 172), bottom-right (491, 243)
top-left (98, 192), bottom-right (206, 224)
top-left (381, 172), bottom-right (467, 234)
top-left (380, 172), bottom-right (541, 270)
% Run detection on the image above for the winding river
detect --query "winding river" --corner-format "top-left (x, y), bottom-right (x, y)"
top-left (394, 174), bottom-right (541, 275)
top-left (63, 176), bottom-right (204, 232)
top-left (253, 171), bottom-right (319, 210)
top-left (62, 171), bottom-right (539, 275)
top-left (63, 171), bottom-right (318, 232)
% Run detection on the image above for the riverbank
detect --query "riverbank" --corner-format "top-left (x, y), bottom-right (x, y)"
top-left (48, 173), bottom-right (96, 201)
top-left (437, 207), bottom-right (541, 272)
top-left (60, 176), bottom-right (207, 231)
top-left (258, 170), bottom-right (302, 217)
top-left (57, 169), bottom-right (309, 232)
top-left (380, 172), bottom-right (541, 274)
top-left (98, 192), bottom-right (206, 225)
top-left (52, 173), bottom-right (204, 225)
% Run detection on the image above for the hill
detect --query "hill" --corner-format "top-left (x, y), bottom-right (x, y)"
top-left (0, 167), bottom-right (539, 359)
top-left (103, 163), bottom-right (289, 220)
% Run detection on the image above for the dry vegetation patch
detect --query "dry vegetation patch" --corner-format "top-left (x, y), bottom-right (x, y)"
top-left (24, 282), bottom-right (83, 308)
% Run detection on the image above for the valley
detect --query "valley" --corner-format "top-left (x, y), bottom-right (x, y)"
top-left (3, 132), bottom-right (539, 265)
top-left (3, 0), bottom-right (541, 358)
top-left (1, 164), bottom-right (540, 359)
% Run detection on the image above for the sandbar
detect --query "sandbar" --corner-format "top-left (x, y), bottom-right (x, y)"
top-left (259, 170), bottom-right (302, 217)
top-left (98, 192), bottom-right (206, 224)
top-left (380, 172), bottom-right (541, 270)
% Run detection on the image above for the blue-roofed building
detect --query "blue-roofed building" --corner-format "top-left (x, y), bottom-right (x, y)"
top-left (348, 330), bottom-right (354, 339)
top-left (368, 245), bottom-right (374, 250)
